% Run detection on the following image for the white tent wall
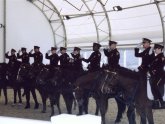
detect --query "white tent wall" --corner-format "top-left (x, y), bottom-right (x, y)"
top-left (0, 0), bottom-right (5, 63)
top-left (5, 0), bottom-right (54, 64)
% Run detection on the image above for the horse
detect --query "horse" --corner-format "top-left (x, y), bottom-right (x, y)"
top-left (102, 66), bottom-right (155, 124)
top-left (0, 63), bottom-right (8, 105)
top-left (27, 63), bottom-right (47, 110)
top-left (17, 63), bottom-right (39, 109)
top-left (74, 69), bottom-right (131, 124)
top-left (7, 60), bottom-right (22, 105)
top-left (36, 65), bottom-right (61, 116)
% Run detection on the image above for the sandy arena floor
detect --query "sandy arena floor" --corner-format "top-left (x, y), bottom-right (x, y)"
top-left (0, 89), bottom-right (165, 124)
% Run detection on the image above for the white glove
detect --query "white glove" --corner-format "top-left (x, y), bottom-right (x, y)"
top-left (136, 43), bottom-right (142, 48)
top-left (47, 50), bottom-right (51, 54)
top-left (30, 49), bottom-right (33, 53)
top-left (18, 50), bottom-right (21, 54)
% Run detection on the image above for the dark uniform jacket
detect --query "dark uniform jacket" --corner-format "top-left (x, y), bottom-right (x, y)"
top-left (29, 52), bottom-right (43, 64)
top-left (83, 51), bottom-right (101, 72)
top-left (134, 47), bottom-right (154, 72)
top-left (5, 53), bottom-right (17, 65)
top-left (71, 53), bottom-right (83, 71)
top-left (104, 48), bottom-right (120, 69)
top-left (149, 53), bottom-right (165, 77)
top-left (17, 52), bottom-right (29, 64)
top-left (59, 53), bottom-right (70, 69)
top-left (45, 53), bottom-right (59, 67)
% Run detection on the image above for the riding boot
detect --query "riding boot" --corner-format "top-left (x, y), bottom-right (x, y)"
top-left (25, 103), bottom-right (30, 109)
top-left (159, 99), bottom-right (165, 108)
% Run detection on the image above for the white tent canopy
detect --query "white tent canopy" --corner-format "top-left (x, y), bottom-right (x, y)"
top-left (0, 0), bottom-right (165, 64)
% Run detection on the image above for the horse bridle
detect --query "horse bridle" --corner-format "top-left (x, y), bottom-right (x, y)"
top-left (101, 70), bottom-right (117, 94)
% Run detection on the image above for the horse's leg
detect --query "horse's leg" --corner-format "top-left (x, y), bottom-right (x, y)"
top-left (127, 104), bottom-right (136, 124)
top-left (17, 87), bottom-right (22, 104)
top-left (95, 98), bottom-right (99, 115)
top-left (98, 97), bottom-right (108, 124)
top-left (31, 88), bottom-right (39, 109)
top-left (3, 87), bottom-right (8, 105)
top-left (115, 97), bottom-right (126, 123)
top-left (38, 89), bottom-right (47, 112)
top-left (56, 93), bottom-right (61, 114)
top-left (25, 88), bottom-right (30, 109)
top-left (13, 88), bottom-right (17, 105)
top-left (83, 95), bottom-right (89, 114)
top-left (50, 97), bottom-right (55, 116)
top-left (138, 108), bottom-right (147, 124)
top-left (146, 107), bottom-right (154, 124)
top-left (62, 93), bottom-right (73, 114)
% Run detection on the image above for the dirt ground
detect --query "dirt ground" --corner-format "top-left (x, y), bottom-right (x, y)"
top-left (0, 89), bottom-right (165, 124)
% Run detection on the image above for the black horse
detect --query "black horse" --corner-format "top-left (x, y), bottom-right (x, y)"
top-left (7, 61), bottom-right (22, 105)
top-left (17, 63), bottom-right (39, 109)
top-left (36, 65), bottom-right (61, 116)
top-left (74, 68), bottom-right (136, 124)
top-left (102, 66), bottom-right (155, 124)
top-left (0, 63), bottom-right (8, 105)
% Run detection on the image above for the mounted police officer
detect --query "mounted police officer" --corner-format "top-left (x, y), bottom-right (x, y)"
top-left (17, 47), bottom-right (29, 64)
top-left (103, 40), bottom-right (120, 70)
top-left (59, 47), bottom-right (70, 69)
top-left (71, 47), bottom-right (83, 71)
top-left (29, 46), bottom-right (43, 66)
top-left (149, 44), bottom-right (165, 107)
top-left (134, 38), bottom-right (154, 73)
top-left (82, 43), bottom-right (101, 72)
top-left (5, 49), bottom-right (17, 65)
top-left (46, 47), bottom-right (59, 67)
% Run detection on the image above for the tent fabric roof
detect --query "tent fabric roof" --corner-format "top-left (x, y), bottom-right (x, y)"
top-left (15, 0), bottom-right (165, 47)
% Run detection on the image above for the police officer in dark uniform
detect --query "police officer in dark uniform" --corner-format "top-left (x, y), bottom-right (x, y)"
top-left (149, 44), bottom-right (165, 107)
top-left (17, 47), bottom-right (29, 64)
top-left (45, 47), bottom-right (59, 67)
top-left (134, 38), bottom-right (154, 73)
top-left (71, 47), bottom-right (83, 71)
top-left (59, 47), bottom-right (70, 69)
top-left (82, 43), bottom-right (101, 72)
top-left (5, 49), bottom-right (17, 65)
top-left (103, 40), bottom-right (120, 70)
top-left (29, 46), bottom-right (43, 65)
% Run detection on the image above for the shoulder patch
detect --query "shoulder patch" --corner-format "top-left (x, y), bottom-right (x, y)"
top-left (162, 57), bottom-right (165, 61)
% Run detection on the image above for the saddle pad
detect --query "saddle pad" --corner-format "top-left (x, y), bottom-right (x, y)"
top-left (147, 79), bottom-right (165, 101)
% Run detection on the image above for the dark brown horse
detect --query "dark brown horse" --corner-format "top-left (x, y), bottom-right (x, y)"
top-left (17, 63), bottom-right (39, 109)
top-left (103, 67), bottom-right (155, 124)
top-left (74, 70), bottom-right (133, 124)
top-left (7, 61), bottom-right (22, 105)
top-left (0, 63), bottom-right (8, 105)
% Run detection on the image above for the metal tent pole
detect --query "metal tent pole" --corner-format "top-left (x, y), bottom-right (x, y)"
top-left (3, 0), bottom-right (6, 62)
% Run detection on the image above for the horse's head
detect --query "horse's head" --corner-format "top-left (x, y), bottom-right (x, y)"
top-left (0, 63), bottom-right (7, 79)
top-left (100, 69), bottom-right (118, 94)
top-left (36, 65), bottom-right (50, 85)
top-left (48, 67), bottom-right (62, 86)
top-left (17, 64), bottom-right (30, 82)
top-left (28, 63), bottom-right (44, 80)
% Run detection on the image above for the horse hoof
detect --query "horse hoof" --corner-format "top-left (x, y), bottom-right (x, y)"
top-left (34, 104), bottom-right (39, 109)
top-left (25, 105), bottom-right (30, 109)
top-left (41, 110), bottom-right (46, 113)
top-left (115, 120), bottom-right (121, 124)
top-left (11, 103), bottom-right (16, 107)
top-left (18, 103), bottom-right (23, 106)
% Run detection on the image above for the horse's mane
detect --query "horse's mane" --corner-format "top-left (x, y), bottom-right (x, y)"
top-left (117, 66), bottom-right (140, 80)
